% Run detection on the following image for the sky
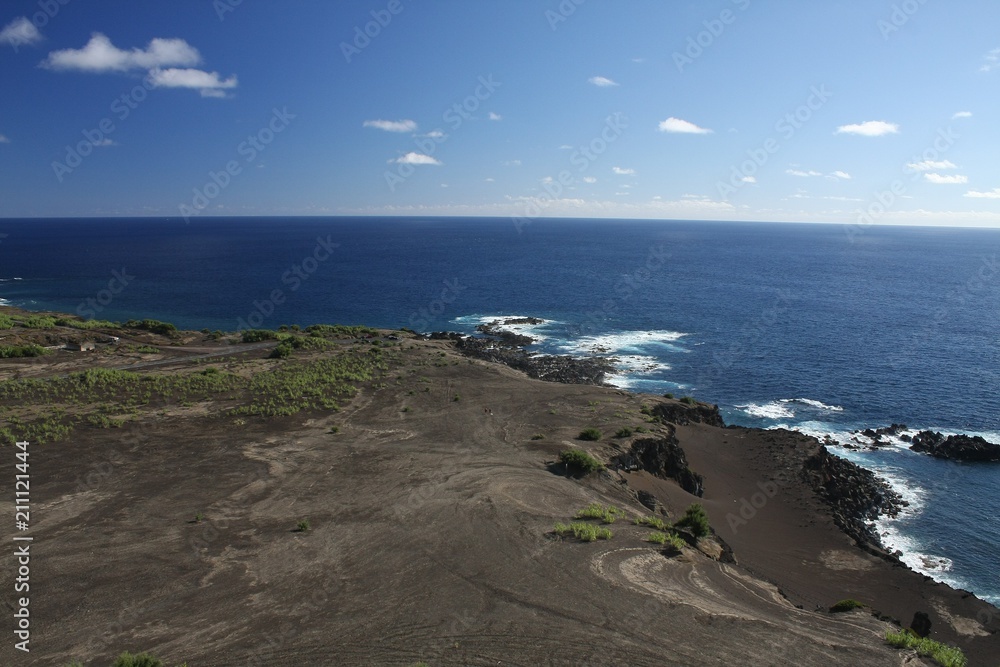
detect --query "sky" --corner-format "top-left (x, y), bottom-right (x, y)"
top-left (1, 0), bottom-right (999, 225)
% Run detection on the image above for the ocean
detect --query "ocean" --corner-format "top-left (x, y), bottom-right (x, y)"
top-left (1, 216), bottom-right (998, 605)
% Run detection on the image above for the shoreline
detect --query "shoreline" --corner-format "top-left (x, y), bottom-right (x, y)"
top-left (2, 304), bottom-right (999, 664)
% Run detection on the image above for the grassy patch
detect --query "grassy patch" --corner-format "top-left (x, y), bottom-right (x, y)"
top-left (559, 449), bottom-right (604, 474)
top-left (661, 532), bottom-right (687, 552)
top-left (553, 522), bottom-right (613, 542)
top-left (0, 344), bottom-right (48, 358)
top-left (575, 502), bottom-right (624, 524)
top-left (614, 426), bottom-right (633, 438)
top-left (634, 515), bottom-right (669, 531)
top-left (885, 630), bottom-right (967, 667)
top-left (679, 396), bottom-right (696, 405)
top-left (646, 531), bottom-right (667, 545)
top-left (296, 519), bottom-right (311, 533)
top-left (577, 427), bottom-right (602, 441)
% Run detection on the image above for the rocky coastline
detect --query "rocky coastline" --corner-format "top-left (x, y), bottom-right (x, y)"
top-left (844, 423), bottom-right (1000, 462)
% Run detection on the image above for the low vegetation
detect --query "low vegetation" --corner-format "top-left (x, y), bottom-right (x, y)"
top-left (553, 521), bottom-right (613, 542)
top-left (614, 426), bottom-right (633, 438)
top-left (674, 503), bottom-right (711, 538)
top-left (830, 598), bottom-right (864, 613)
top-left (634, 515), bottom-right (669, 531)
top-left (558, 449), bottom-right (604, 474)
top-left (575, 502), bottom-right (624, 524)
top-left (577, 427), bottom-right (602, 441)
top-left (0, 344), bottom-right (48, 358)
top-left (885, 630), bottom-right (967, 667)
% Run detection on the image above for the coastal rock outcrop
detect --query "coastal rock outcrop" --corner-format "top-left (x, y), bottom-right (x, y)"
top-left (803, 446), bottom-right (903, 554)
top-left (453, 335), bottom-right (613, 385)
top-left (909, 431), bottom-right (1000, 462)
top-left (650, 400), bottom-right (726, 428)
top-left (615, 433), bottom-right (704, 497)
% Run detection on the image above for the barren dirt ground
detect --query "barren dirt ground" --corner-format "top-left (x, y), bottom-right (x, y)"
top-left (1, 331), bottom-right (997, 666)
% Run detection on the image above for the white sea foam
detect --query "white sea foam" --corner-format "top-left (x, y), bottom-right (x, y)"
top-left (737, 398), bottom-right (844, 421)
top-left (558, 329), bottom-right (688, 357)
top-left (0, 298), bottom-right (10, 307)
top-left (452, 314), bottom-right (555, 342)
top-left (738, 401), bottom-right (795, 420)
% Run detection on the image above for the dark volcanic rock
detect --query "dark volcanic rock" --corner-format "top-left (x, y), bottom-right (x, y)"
top-left (615, 432), bottom-right (704, 497)
top-left (454, 336), bottom-right (613, 385)
top-left (803, 446), bottom-right (903, 554)
top-left (650, 401), bottom-right (726, 428)
top-left (910, 431), bottom-right (1000, 462)
top-left (910, 611), bottom-right (932, 638)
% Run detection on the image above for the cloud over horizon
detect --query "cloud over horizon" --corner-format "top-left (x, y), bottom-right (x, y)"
top-left (588, 76), bottom-right (618, 87)
top-left (0, 17), bottom-right (43, 48)
top-left (364, 119), bottom-right (418, 133)
top-left (658, 117), bottom-right (712, 134)
top-left (924, 173), bottom-right (968, 184)
top-left (835, 120), bottom-right (899, 136)
top-left (393, 152), bottom-right (442, 166)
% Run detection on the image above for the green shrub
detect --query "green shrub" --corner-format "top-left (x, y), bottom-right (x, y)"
top-left (269, 341), bottom-right (293, 358)
top-left (663, 392), bottom-right (674, 399)
top-left (559, 449), bottom-right (604, 474)
top-left (0, 344), bottom-right (48, 358)
top-left (296, 519), bottom-right (311, 532)
top-left (125, 319), bottom-right (177, 335)
top-left (679, 396), bottom-right (696, 405)
top-left (113, 652), bottom-right (165, 667)
top-left (885, 630), bottom-right (967, 667)
top-left (530, 433), bottom-right (545, 440)
top-left (575, 502), bottom-right (623, 524)
top-left (578, 427), bottom-right (602, 441)
top-left (614, 426), bottom-right (633, 438)
top-left (662, 532), bottom-right (687, 552)
top-left (675, 503), bottom-right (710, 538)
top-left (830, 599), bottom-right (864, 613)
top-left (241, 328), bottom-right (281, 343)
top-left (553, 522), bottom-right (612, 542)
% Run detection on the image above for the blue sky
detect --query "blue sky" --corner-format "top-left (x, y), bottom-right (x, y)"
top-left (1, 0), bottom-right (999, 225)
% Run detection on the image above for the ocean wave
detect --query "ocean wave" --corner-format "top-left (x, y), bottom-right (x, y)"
top-left (558, 329), bottom-right (688, 357)
top-left (736, 398), bottom-right (844, 421)
top-left (0, 298), bottom-right (10, 307)
top-left (738, 401), bottom-right (795, 420)
top-left (0, 278), bottom-right (24, 282)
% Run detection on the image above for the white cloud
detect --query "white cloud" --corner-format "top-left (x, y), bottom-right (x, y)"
top-left (740, 176), bottom-right (756, 184)
top-left (583, 176), bottom-right (597, 184)
top-left (952, 111), bottom-right (972, 119)
top-left (835, 120), bottom-right (899, 136)
top-left (924, 173), bottom-right (968, 184)
top-left (588, 76), bottom-right (618, 87)
top-left (658, 117), bottom-right (712, 134)
top-left (906, 159), bottom-right (957, 171)
top-left (0, 17), bottom-right (43, 48)
top-left (393, 152), bottom-right (441, 166)
top-left (786, 169), bottom-right (822, 177)
top-left (558, 144), bottom-right (573, 150)
top-left (0, 134), bottom-right (9, 144)
top-left (980, 48), bottom-right (1000, 73)
top-left (484, 178), bottom-right (495, 182)
top-left (41, 33), bottom-right (200, 72)
top-left (488, 112), bottom-right (502, 121)
top-left (148, 68), bottom-right (237, 96)
top-left (612, 166), bottom-right (635, 175)
top-left (425, 130), bottom-right (446, 139)
top-left (502, 160), bottom-right (521, 167)
top-left (964, 187), bottom-right (1000, 199)
top-left (829, 171), bottom-right (852, 180)
top-left (363, 119), bottom-right (417, 133)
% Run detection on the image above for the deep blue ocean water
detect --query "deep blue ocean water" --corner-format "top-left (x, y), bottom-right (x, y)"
top-left (2, 216), bottom-right (998, 604)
